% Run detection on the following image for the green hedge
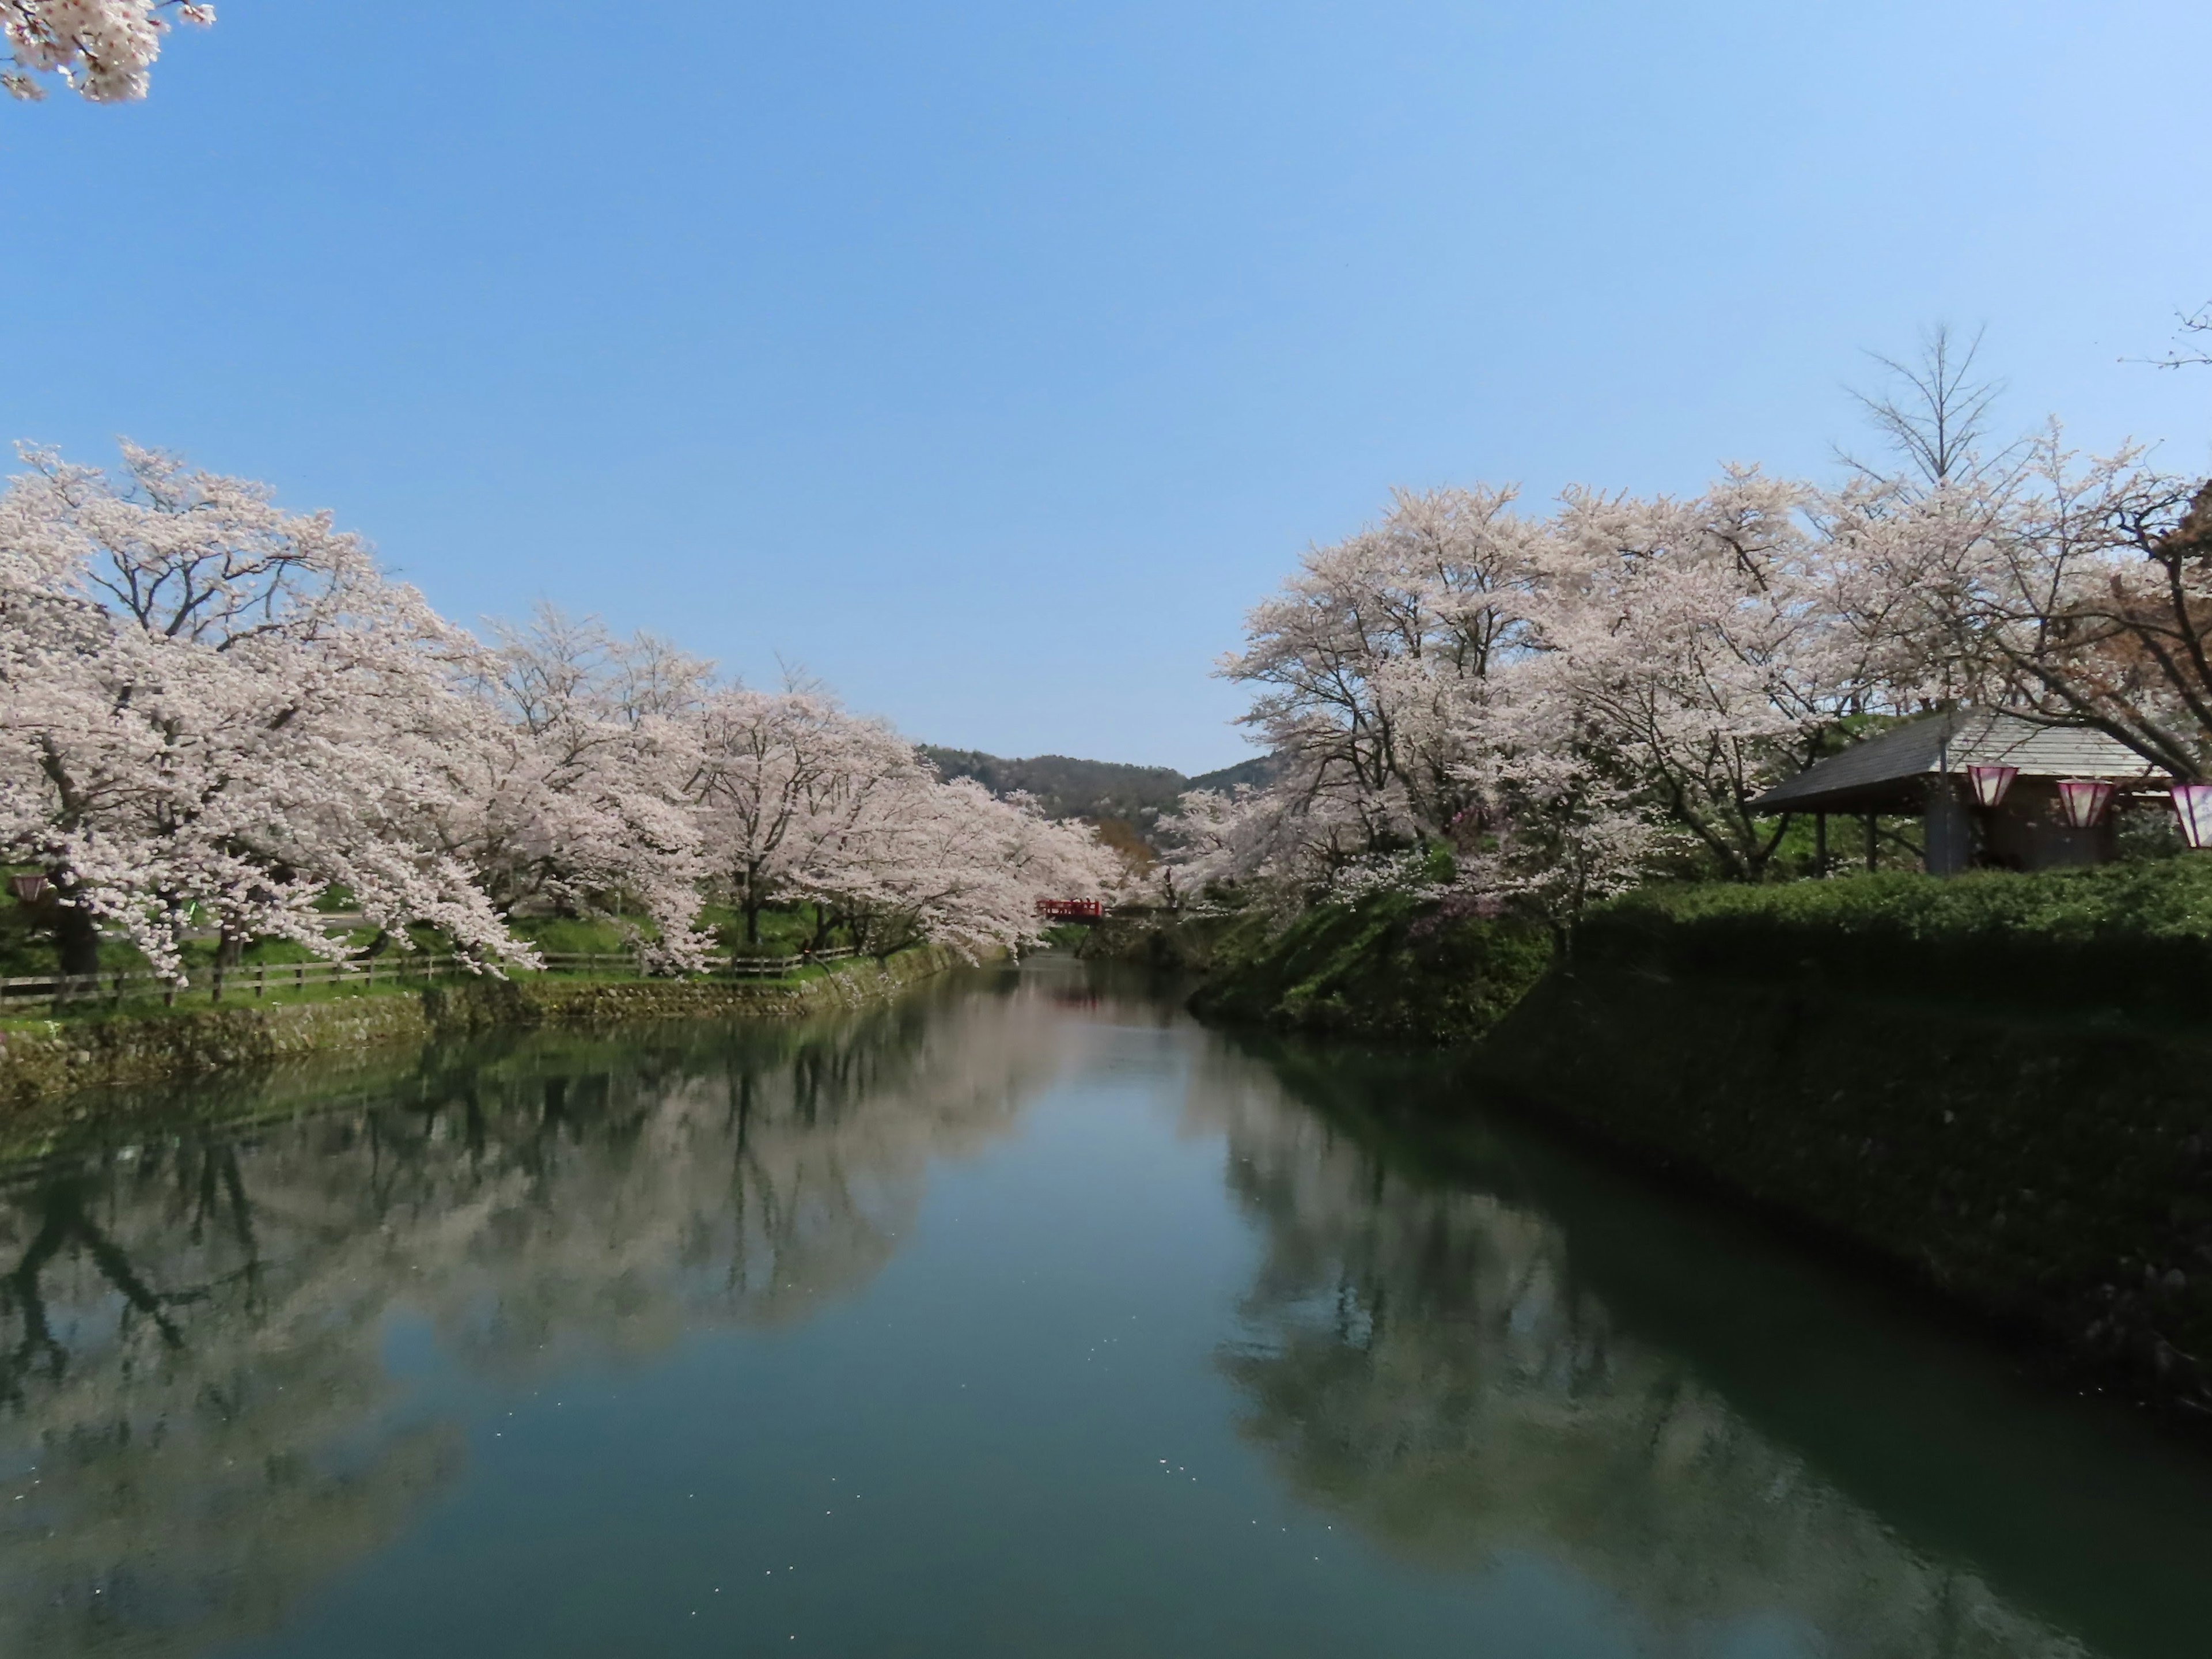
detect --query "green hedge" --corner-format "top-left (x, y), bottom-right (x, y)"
top-left (1584, 858), bottom-right (2212, 1021)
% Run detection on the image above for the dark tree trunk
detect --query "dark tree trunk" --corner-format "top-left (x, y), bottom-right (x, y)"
top-left (53, 897), bottom-right (100, 977)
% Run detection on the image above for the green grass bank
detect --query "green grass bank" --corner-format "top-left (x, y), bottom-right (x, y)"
top-left (0, 946), bottom-right (961, 1119)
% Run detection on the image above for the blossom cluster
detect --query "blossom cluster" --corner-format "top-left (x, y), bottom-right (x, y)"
top-left (2, 0), bottom-right (209, 101)
top-left (0, 444), bottom-right (1123, 979)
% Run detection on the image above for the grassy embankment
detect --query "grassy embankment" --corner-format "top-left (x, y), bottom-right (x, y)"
top-left (0, 895), bottom-right (850, 1031)
top-left (1159, 857), bottom-right (2212, 1416)
top-left (1181, 889), bottom-right (1551, 1044)
top-left (0, 891), bottom-right (953, 1112)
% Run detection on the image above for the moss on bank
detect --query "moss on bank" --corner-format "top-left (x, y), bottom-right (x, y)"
top-left (1474, 964), bottom-right (2212, 1417)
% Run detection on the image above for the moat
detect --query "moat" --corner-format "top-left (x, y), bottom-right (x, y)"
top-left (3, 958), bottom-right (2209, 1658)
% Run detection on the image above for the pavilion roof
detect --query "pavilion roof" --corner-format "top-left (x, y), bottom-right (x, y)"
top-left (1751, 711), bottom-right (2158, 816)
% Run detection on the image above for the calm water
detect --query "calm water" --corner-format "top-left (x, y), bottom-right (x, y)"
top-left (3, 959), bottom-right (2210, 1659)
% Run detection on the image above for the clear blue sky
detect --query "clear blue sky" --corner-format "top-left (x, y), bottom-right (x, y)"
top-left (5, 1), bottom-right (2209, 772)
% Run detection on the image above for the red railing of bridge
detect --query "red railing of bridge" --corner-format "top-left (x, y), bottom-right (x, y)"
top-left (1037, 899), bottom-right (1104, 920)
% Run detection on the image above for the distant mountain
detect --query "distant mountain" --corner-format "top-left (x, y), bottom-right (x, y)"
top-left (922, 747), bottom-right (1278, 830)
top-left (1187, 755), bottom-right (1278, 795)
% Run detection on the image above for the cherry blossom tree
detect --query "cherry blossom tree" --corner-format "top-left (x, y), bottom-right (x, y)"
top-left (685, 685), bottom-right (912, 946)
top-left (688, 685), bottom-right (1119, 957)
top-left (1821, 331), bottom-right (2207, 774)
top-left (1830, 426), bottom-right (2203, 777)
top-left (435, 604), bottom-right (712, 969)
top-left (808, 777), bottom-right (1122, 958)
top-left (3, 0), bottom-right (210, 101)
top-left (1191, 468), bottom-right (1902, 901)
top-left (1, 444), bottom-right (1127, 980)
top-left (1537, 468), bottom-right (1858, 881)
top-left (1442, 656), bottom-right (1658, 947)
top-left (1210, 486), bottom-right (1548, 887)
top-left (0, 443), bottom-right (529, 979)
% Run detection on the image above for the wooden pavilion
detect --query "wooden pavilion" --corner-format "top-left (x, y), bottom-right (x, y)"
top-left (1751, 711), bottom-right (2160, 874)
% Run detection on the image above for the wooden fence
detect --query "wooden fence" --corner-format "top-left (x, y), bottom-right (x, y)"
top-left (0, 945), bottom-right (862, 1011)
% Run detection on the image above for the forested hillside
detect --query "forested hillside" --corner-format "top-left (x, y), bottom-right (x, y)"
top-left (923, 748), bottom-right (1278, 827)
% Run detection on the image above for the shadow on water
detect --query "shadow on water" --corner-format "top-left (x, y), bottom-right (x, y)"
top-left (0, 958), bottom-right (2209, 1657)
top-left (1200, 1024), bottom-right (2212, 1658)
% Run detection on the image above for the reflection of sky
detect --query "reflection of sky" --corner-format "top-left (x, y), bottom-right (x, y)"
top-left (1, 969), bottom-right (2197, 1657)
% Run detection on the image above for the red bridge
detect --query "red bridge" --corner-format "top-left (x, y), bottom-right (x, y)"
top-left (1037, 899), bottom-right (1104, 922)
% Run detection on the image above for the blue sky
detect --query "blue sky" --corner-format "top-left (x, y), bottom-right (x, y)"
top-left (5, 1), bottom-right (2209, 771)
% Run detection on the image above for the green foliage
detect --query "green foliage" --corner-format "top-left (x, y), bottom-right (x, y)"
top-left (1192, 888), bottom-right (1553, 1046)
top-left (0, 888), bottom-right (149, 976)
top-left (504, 914), bottom-right (642, 955)
top-left (698, 902), bottom-right (841, 955)
top-left (1586, 857), bottom-right (2212, 1020)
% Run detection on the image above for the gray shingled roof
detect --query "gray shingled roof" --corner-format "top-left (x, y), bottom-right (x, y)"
top-left (1752, 711), bottom-right (2157, 814)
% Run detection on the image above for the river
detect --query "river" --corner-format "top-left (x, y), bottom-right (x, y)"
top-left (2, 957), bottom-right (2209, 1658)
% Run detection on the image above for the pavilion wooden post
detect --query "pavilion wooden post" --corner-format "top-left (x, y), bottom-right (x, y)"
top-left (1815, 812), bottom-right (1828, 877)
top-left (1864, 812), bottom-right (1877, 872)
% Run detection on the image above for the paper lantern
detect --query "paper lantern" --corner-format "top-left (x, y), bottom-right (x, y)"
top-left (2054, 778), bottom-right (2115, 830)
top-left (2172, 783), bottom-right (2212, 850)
top-left (1964, 764), bottom-right (2018, 808)
top-left (7, 873), bottom-right (48, 904)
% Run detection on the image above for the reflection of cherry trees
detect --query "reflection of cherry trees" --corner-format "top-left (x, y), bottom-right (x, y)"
top-left (1192, 1055), bottom-right (2086, 1659)
top-left (0, 984), bottom-right (1070, 1658)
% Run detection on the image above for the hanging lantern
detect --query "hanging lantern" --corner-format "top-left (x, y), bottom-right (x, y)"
top-left (1964, 764), bottom-right (2018, 808)
top-left (8, 872), bottom-right (50, 904)
top-left (2172, 783), bottom-right (2212, 850)
top-left (2055, 778), bottom-right (2116, 830)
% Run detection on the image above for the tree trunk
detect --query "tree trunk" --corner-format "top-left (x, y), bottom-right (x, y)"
top-left (53, 896), bottom-right (100, 977)
top-left (212, 927), bottom-right (245, 1002)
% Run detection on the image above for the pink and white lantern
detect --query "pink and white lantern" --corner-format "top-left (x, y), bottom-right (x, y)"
top-left (1964, 764), bottom-right (2018, 808)
top-left (2172, 783), bottom-right (2212, 850)
top-left (2054, 778), bottom-right (2116, 830)
top-left (7, 873), bottom-right (48, 904)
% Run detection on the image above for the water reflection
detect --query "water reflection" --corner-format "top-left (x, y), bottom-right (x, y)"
top-left (0, 965), bottom-right (2206, 1658)
top-left (0, 978), bottom-right (1072, 1658)
top-left (1194, 1041), bottom-right (2194, 1659)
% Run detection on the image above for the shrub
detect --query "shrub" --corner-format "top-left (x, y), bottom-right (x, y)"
top-left (1585, 857), bottom-right (2212, 1020)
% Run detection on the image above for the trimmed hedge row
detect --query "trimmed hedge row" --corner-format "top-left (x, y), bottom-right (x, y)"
top-left (1583, 859), bottom-right (2212, 1020)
